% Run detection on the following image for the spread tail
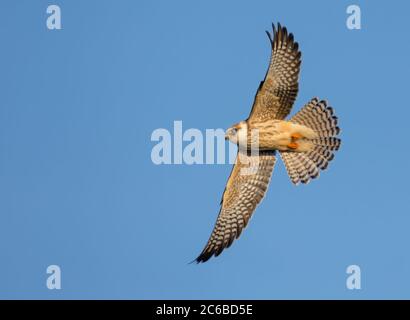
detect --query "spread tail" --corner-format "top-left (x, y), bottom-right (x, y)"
top-left (280, 98), bottom-right (341, 184)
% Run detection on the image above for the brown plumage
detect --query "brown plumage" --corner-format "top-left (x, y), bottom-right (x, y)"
top-left (195, 23), bottom-right (340, 263)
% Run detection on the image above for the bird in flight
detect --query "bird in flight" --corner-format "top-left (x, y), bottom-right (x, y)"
top-left (195, 23), bottom-right (341, 263)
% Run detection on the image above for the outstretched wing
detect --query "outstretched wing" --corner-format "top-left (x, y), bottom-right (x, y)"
top-left (248, 23), bottom-right (301, 122)
top-left (195, 151), bottom-right (276, 263)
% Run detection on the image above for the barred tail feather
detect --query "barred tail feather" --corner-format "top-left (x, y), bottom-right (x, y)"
top-left (280, 97), bottom-right (341, 185)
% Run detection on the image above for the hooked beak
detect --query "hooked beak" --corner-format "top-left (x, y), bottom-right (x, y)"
top-left (225, 128), bottom-right (231, 140)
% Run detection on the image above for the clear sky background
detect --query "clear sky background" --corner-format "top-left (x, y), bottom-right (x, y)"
top-left (1, 0), bottom-right (410, 299)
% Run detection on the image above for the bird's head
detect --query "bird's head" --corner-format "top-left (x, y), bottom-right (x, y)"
top-left (225, 121), bottom-right (247, 144)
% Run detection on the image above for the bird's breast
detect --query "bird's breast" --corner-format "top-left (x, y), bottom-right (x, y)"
top-left (246, 120), bottom-right (283, 150)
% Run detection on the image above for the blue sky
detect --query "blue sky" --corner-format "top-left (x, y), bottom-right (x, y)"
top-left (1, 0), bottom-right (410, 299)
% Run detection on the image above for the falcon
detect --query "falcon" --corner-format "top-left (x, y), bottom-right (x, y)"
top-left (195, 23), bottom-right (341, 263)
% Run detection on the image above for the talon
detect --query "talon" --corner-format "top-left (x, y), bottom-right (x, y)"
top-left (287, 142), bottom-right (298, 150)
top-left (291, 133), bottom-right (303, 140)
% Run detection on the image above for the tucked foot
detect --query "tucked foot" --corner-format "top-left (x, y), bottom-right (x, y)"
top-left (287, 142), bottom-right (299, 150)
top-left (291, 133), bottom-right (303, 140)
